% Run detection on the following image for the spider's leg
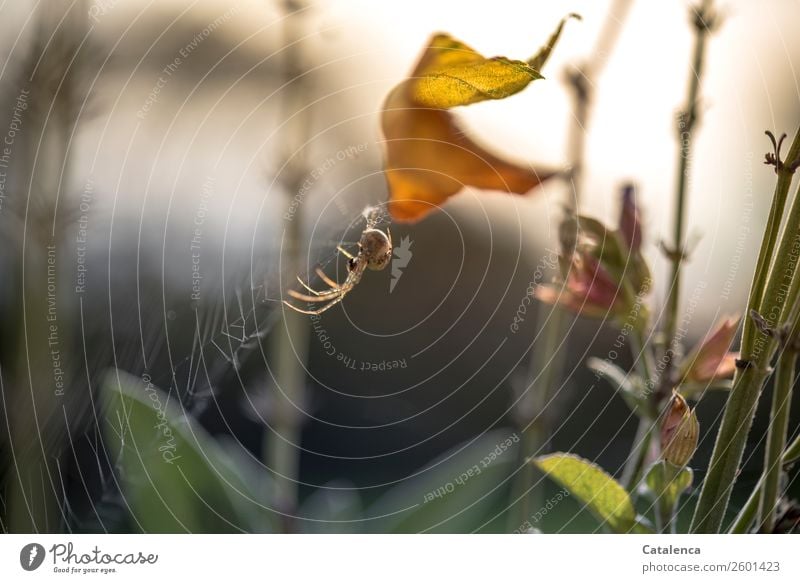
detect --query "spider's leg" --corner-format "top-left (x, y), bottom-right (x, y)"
top-left (387, 227), bottom-right (393, 249)
top-left (309, 294), bottom-right (346, 315)
top-left (296, 276), bottom-right (321, 295)
top-left (283, 292), bottom-right (345, 315)
top-left (296, 275), bottom-right (338, 297)
top-left (316, 267), bottom-right (341, 289)
top-left (285, 280), bottom-right (355, 315)
top-left (287, 289), bottom-right (341, 303)
top-left (337, 245), bottom-right (355, 260)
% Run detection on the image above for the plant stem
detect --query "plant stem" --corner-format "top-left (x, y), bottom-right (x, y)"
top-left (562, 0), bottom-right (633, 210)
top-left (265, 1), bottom-right (311, 532)
top-left (655, 463), bottom-right (681, 534)
top-left (622, 418), bottom-right (654, 489)
top-left (723, 128), bottom-right (800, 534)
top-left (510, 3), bottom-right (635, 531)
top-left (661, 0), bottom-right (714, 397)
top-left (729, 432), bottom-right (800, 533)
top-left (511, 307), bottom-right (566, 530)
top-left (691, 150), bottom-right (800, 532)
top-left (729, 475), bottom-right (762, 533)
top-left (621, 324), bottom-right (658, 489)
top-left (742, 130), bottom-right (800, 351)
top-left (4, 1), bottom-right (88, 532)
top-left (756, 349), bottom-right (796, 532)
top-left (784, 431), bottom-right (800, 464)
top-left (691, 367), bottom-right (773, 532)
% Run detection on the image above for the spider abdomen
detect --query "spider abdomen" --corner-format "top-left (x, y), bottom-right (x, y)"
top-left (360, 228), bottom-right (392, 271)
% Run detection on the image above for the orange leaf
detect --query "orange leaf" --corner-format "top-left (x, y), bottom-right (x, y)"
top-left (381, 19), bottom-right (578, 223)
top-left (383, 87), bottom-right (554, 222)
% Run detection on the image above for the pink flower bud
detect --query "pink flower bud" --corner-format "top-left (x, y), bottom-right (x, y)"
top-left (618, 183), bottom-right (642, 252)
top-left (535, 251), bottom-right (623, 318)
top-left (680, 315), bottom-right (740, 383)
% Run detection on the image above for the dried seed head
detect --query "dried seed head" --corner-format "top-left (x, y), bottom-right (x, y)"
top-left (661, 391), bottom-right (699, 467)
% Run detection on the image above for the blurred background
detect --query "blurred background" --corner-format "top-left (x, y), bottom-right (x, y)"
top-left (0, 0), bottom-right (798, 533)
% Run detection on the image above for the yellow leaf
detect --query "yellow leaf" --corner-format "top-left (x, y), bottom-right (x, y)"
top-left (411, 52), bottom-right (542, 109)
top-left (414, 34), bottom-right (486, 76)
top-left (529, 12), bottom-right (581, 71)
top-left (382, 15), bottom-right (579, 223)
top-left (410, 13), bottom-right (581, 109)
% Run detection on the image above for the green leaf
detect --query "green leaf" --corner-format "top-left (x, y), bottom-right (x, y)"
top-left (409, 14), bottom-right (579, 109)
top-left (645, 462), bottom-right (693, 532)
top-left (102, 370), bottom-right (279, 533)
top-left (784, 435), bottom-right (800, 465)
top-left (366, 430), bottom-right (520, 533)
top-left (586, 357), bottom-right (647, 413)
top-left (645, 462), bottom-right (693, 510)
top-left (533, 453), bottom-right (652, 533)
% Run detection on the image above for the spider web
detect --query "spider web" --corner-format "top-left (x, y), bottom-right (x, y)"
top-left (158, 204), bottom-right (391, 412)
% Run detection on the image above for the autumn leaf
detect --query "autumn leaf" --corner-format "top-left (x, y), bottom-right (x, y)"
top-left (383, 14), bottom-right (579, 223)
top-left (409, 36), bottom-right (544, 109)
top-left (382, 98), bottom-right (554, 222)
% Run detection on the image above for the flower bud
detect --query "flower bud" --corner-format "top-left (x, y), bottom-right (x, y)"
top-left (618, 183), bottom-right (642, 253)
top-left (535, 252), bottom-right (623, 318)
top-left (535, 187), bottom-right (652, 323)
top-left (661, 391), bottom-right (699, 467)
top-left (680, 315), bottom-right (740, 383)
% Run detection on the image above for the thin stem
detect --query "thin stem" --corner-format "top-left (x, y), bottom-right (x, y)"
top-left (741, 131), bottom-right (800, 354)
top-left (729, 432), bottom-right (800, 533)
top-left (723, 128), bottom-right (800, 535)
top-left (622, 418), bottom-right (654, 489)
top-left (563, 0), bottom-right (634, 210)
top-left (511, 307), bottom-right (566, 530)
top-left (265, 1), bottom-right (312, 532)
top-left (655, 463), bottom-right (681, 534)
top-left (510, 2), bottom-right (634, 531)
top-left (5, 1), bottom-right (87, 532)
top-left (661, 0), bottom-right (714, 396)
top-left (729, 476), bottom-right (762, 534)
top-left (784, 431), bottom-right (800, 464)
top-left (630, 311), bottom-right (658, 387)
top-left (743, 157), bottom-right (800, 349)
top-left (690, 367), bottom-right (771, 532)
top-left (621, 325), bottom-right (658, 490)
top-left (756, 350), bottom-right (796, 532)
top-left (691, 165), bottom-right (800, 533)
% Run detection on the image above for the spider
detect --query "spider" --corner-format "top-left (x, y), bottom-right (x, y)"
top-left (283, 210), bottom-right (393, 315)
